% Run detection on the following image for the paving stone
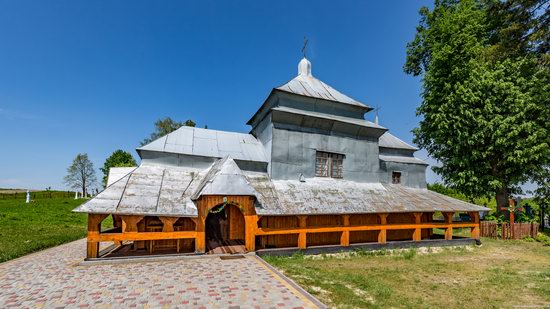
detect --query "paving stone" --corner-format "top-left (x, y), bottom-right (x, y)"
top-left (0, 239), bottom-right (319, 308)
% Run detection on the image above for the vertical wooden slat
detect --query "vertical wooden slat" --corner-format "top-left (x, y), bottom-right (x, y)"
top-left (413, 212), bottom-right (422, 241)
top-left (377, 213), bottom-right (388, 244)
top-left (443, 212), bottom-right (454, 240)
top-left (340, 215), bottom-right (350, 246)
top-left (468, 211), bottom-right (480, 239)
top-left (297, 216), bottom-right (308, 249)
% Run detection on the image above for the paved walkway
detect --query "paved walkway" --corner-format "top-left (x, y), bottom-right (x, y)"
top-left (0, 239), bottom-right (321, 308)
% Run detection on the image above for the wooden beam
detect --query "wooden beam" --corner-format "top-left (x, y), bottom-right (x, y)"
top-left (340, 215), bottom-right (350, 247)
top-left (413, 212), bottom-right (422, 241)
top-left (297, 216), bottom-right (308, 249)
top-left (254, 222), bottom-right (477, 235)
top-left (88, 231), bottom-right (197, 242)
top-left (378, 213), bottom-right (388, 244)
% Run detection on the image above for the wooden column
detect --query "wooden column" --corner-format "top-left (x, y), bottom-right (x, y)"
top-left (443, 212), bottom-right (454, 240)
top-left (413, 212), bottom-right (422, 241)
top-left (192, 216), bottom-right (205, 253)
top-left (340, 215), bottom-right (350, 247)
top-left (468, 211), bottom-right (480, 239)
top-left (86, 214), bottom-right (108, 259)
top-left (377, 213), bottom-right (388, 244)
top-left (244, 215), bottom-right (258, 252)
top-left (297, 216), bottom-right (308, 249)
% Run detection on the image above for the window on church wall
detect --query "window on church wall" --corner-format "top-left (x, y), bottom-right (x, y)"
top-left (392, 171), bottom-right (402, 184)
top-left (315, 151), bottom-right (344, 178)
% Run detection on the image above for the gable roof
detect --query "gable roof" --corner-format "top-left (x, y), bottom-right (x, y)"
top-left (276, 58), bottom-right (371, 110)
top-left (137, 126), bottom-right (268, 163)
top-left (191, 156), bottom-right (258, 199)
top-left (73, 165), bottom-right (201, 217)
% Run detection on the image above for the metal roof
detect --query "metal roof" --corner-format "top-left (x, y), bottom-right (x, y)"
top-left (379, 155), bottom-right (428, 165)
top-left (379, 132), bottom-right (418, 151)
top-left (106, 167), bottom-right (136, 186)
top-left (191, 156), bottom-right (259, 199)
top-left (137, 126), bottom-right (268, 163)
top-left (276, 58), bottom-right (369, 109)
top-left (76, 159), bottom-right (488, 217)
top-left (74, 165), bottom-right (202, 217)
top-left (272, 106), bottom-right (386, 131)
top-left (248, 177), bottom-right (490, 215)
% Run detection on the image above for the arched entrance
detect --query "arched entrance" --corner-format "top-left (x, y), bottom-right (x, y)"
top-left (205, 203), bottom-right (246, 254)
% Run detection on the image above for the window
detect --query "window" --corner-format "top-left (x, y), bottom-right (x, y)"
top-left (392, 171), bottom-right (401, 184)
top-left (315, 151), bottom-right (344, 178)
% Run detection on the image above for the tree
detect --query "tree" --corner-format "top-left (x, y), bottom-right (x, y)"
top-left (532, 165), bottom-right (549, 228)
top-left (140, 117), bottom-right (196, 146)
top-left (100, 150), bottom-right (137, 187)
top-left (64, 153), bottom-right (97, 197)
top-left (404, 0), bottom-right (549, 213)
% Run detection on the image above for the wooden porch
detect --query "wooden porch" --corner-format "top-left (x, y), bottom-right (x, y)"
top-left (85, 195), bottom-right (481, 259)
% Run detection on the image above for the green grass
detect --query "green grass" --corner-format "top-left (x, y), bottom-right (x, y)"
top-left (264, 239), bottom-right (550, 308)
top-left (0, 198), bottom-right (111, 262)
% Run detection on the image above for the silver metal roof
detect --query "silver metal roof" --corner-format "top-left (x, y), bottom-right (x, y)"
top-left (191, 156), bottom-right (259, 199)
top-left (74, 165), bottom-right (202, 217)
top-left (106, 167), bottom-right (136, 186)
top-left (379, 155), bottom-right (428, 165)
top-left (249, 177), bottom-right (490, 215)
top-left (137, 126), bottom-right (268, 163)
top-left (76, 159), bottom-right (488, 217)
top-left (379, 132), bottom-right (418, 150)
top-left (276, 58), bottom-right (369, 109)
top-left (272, 106), bottom-right (386, 130)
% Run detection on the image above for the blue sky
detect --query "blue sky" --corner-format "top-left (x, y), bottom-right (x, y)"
top-left (0, 0), bottom-right (437, 190)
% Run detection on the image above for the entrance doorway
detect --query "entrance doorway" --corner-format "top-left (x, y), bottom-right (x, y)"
top-left (205, 204), bottom-right (246, 254)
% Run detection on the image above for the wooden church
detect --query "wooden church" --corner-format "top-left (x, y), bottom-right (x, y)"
top-left (75, 57), bottom-right (489, 258)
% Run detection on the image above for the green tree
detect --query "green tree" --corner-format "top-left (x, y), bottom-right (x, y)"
top-left (404, 0), bottom-right (549, 212)
top-left (140, 117), bottom-right (196, 146)
top-left (64, 153), bottom-right (97, 196)
top-left (100, 150), bottom-right (137, 187)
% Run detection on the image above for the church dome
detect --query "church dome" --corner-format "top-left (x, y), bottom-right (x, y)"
top-left (298, 57), bottom-right (312, 76)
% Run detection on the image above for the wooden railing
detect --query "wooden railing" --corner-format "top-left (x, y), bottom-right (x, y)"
top-left (481, 221), bottom-right (539, 239)
top-left (255, 212), bottom-right (480, 250)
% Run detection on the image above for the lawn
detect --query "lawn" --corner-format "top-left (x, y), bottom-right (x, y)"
top-left (264, 238), bottom-right (550, 308)
top-left (0, 197), bottom-right (110, 262)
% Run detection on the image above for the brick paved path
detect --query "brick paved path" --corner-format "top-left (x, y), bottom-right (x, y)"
top-left (0, 239), bottom-right (321, 308)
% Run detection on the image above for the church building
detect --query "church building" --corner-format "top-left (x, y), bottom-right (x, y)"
top-left (75, 57), bottom-right (489, 258)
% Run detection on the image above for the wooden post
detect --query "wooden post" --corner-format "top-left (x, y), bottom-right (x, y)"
top-left (297, 216), bottom-right (308, 249)
top-left (340, 215), bottom-right (350, 247)
top-left (159, 217), bottom-right (179, 232)
top-left (244, 215), bottom-right (258, 252)
top-left (443, 212), bottom-right (454, 240)
top-left (413, 212), bottom-right (422, 241)
top-left (191, 216), bottom-right (205, 253)
top-left (86, 214), bottom-right (108, 259)
top-left (378, 213), bottom-right (388, 244)
top-left (468, 211), bottom-right (480, 239)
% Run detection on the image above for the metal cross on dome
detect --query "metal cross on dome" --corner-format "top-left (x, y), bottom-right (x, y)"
top-left (302, 36), bottom-right (309, 58)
